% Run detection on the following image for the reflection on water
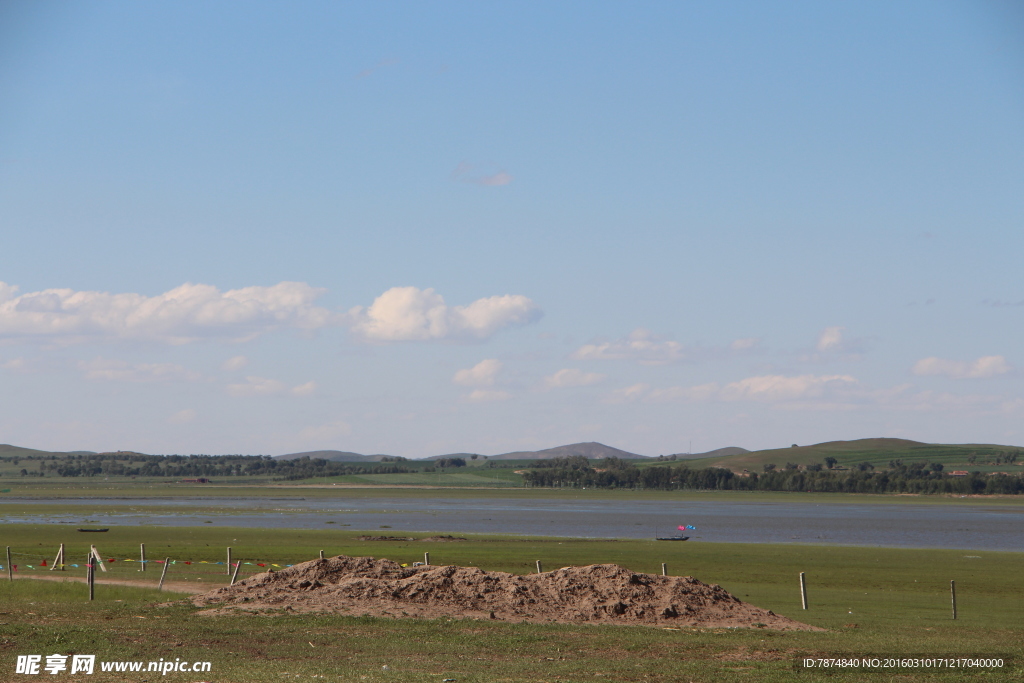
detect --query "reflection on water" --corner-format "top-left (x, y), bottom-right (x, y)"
top-left (2, 496), bottom-right (1021, 551)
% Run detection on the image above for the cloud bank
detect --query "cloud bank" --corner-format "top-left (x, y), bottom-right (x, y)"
top-left (226, 376), bottom-right (317, 397)
top-left (573, 328), bottom-right (760, 365)
top-left (573, 328), bottom-right (686, 364)
top-left (912, 356), bottom-right (1012, 379)
top-left (0, 281), bottom-right (331, 344)
top-left (609, 374), bottom-right (858, 404)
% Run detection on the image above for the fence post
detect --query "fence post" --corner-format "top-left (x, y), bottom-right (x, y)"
top-left (87, 552), bottom-right (95, 601)
top-left (230, 559), bottom-right (241, 586)
top-left (90, 546), bottom-right (107, 572)
top-left (951, 580), bottom-right (957, 620)
top-left (536, 560), bottom-right (543, 574)
top-left (158, 558), bottom-right (170, 591)
top-left (140, 543), bottom-right (146, 572)
top-left (424, 552), bottom-right (429, 566)
top-left (6, 547), bottom-right (12, 582)
top-left (799, 572), bottom-right (808, 610)
top-left (319, 550), bottom-right (325, 560)
top-left (226, 547), bottom-right (232, 575)
top-left (661, 562), bottom-right (667, 576)
top-left (51, 543), bottom-right (64, 571)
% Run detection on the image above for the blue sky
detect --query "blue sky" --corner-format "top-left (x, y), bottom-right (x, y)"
top-left (1, 1), bottom-right (1022, 457)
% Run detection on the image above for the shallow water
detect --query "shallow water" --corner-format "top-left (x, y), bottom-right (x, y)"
top-left (2, 496), bottom-right (1021, 551)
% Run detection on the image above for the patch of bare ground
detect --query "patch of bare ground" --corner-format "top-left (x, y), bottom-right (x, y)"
top-left (192, 555), bottom-right (821, 630)
top-left (15, 573), bottom-right (203, 594)
top-left (357, 535), bottom-right (467, 541)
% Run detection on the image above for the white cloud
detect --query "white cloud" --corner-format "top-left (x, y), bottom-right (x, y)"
top-left (573, 328), bottom-right (685, 364)
top-left (719, 374), bottom-right (857, 401)
top-left (347, 287), bottom-right (541, 342)
top-left (226, 376), bottom-right (316, 397)
top-left (605, 383), bottom-right (652, 403)
top-left (573, 329), bottom-right (762, 364)
top-left (167, 409), bottom-right (197, 425)
top-left (79, 357), bottom-right (202, 382)
top-left (450, 161), bottom-right (513, 186)
top-left (291, 381), bottom-right (318, 396)
top-left (453, 359), bottom-right (503, 387)
top-left (221, 355), bottom-right (249, 371)
top-left (912, 355), bottom-right (1012, 379)
top-left (730, 337), bottom-right (761, 351)
top-left (816, 326), bottom-right (845, 351)
top-left (1, 357), bottom-right (27, 371)
top-left (544, 368), bottom-right (606, 388)
top-left (467, 389), bottom-right (511, 402)
top-left (607, 374), bottom-right (857, 404)
top-left (226, 376), bottom-right (286, 397)
top-left (299, 419), bottom-right (353, 442)
top-left (0, 281), bottom-right (332, 344)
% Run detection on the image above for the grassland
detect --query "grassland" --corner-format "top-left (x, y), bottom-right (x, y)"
top-left (1, 524), bottom-right (1021, 682)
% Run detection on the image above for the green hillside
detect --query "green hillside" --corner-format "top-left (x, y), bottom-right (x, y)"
top-left (672, 438), bottom-right (1024, 473)
top-left (0, 444), bottom-right (60, 459)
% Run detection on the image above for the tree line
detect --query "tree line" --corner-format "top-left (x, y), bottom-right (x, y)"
top-left (6, 453), bottom-right (416, 481)
top-left (519, 456), bottom-right (1024, 494)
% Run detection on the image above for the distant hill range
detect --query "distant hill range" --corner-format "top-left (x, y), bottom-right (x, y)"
top-left (680, 438), bottom-right (1023, 472)
top-left (666, 447), bottom-right (750, 460)
top-left (272, 442), bottom-right (650, 462)
top-left (273, 450), bottom-right (396, 463)
top-left (0, 444), bottom-right (97, 458)
top-left (5, 438), bottom-right (1019, 471)
top-left (472, 442), bottom-right (645, 461)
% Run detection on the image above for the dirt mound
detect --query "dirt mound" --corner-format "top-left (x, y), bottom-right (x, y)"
top-left (192, 555), bottom-right (819, 630)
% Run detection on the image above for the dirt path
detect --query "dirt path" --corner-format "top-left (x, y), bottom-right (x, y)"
top-left (14, 573), bottom-right (208, 594)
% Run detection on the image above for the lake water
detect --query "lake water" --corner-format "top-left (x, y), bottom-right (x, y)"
top-left (3, 495), bottom-right (1021, 551)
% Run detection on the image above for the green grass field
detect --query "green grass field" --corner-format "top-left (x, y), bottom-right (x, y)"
top-left (1, 524), bottom-right (1021, 682)
top-left (674, 438), bottom-right (1024, 474)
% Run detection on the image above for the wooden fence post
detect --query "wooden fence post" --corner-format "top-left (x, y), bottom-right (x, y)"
top-left (87, 552), bottom-right (95, 601)
top-left (799, 572), bottom-right (808, 610)
top-left (951, 580), bottom-right (957, 620)
top-left (6, 547), bottom-right (12, 582)
top-left (319, 550), bottom-right (325, 560)
top-left (51, 543), bottom-right (64, 571)
top-left (226, 547), bottom-right (232, 575)
top-left (140, 543), bottom-right (146, 572)
top-left (424, 552), bottom-right (429, 566)
top-left (90, 546), bottom-right (107, 572)
top-left (230, 559), bottom-right (241, 586)
top-left (158, 558), bottom-right (170, 591)
top-left (661, 562), bottom-right (667, 576)
top-left (536, 560), bottom-right (543, 574)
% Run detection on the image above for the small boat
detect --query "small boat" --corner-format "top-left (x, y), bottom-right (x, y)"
top-left (77, 528), bottom-right (109, 533)
top-left (655, 536), bottom-right (689, 541)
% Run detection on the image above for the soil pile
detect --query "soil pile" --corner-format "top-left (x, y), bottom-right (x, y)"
top-left (192, 555), bottom-right (818, 630)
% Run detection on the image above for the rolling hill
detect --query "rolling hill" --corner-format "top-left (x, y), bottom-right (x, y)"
top-left (671, 438), bottom-right (1023, 472)
top-left (272, 450), bottom-right (398, 463)
top-left (666, 446), bottom-right (750, 460)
